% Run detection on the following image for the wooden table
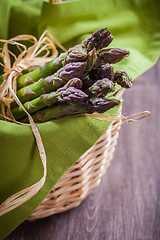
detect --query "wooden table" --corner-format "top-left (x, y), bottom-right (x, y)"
top-left (5, 59), bottom-right (160, 240)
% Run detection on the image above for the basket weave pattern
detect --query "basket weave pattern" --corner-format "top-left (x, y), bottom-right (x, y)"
top-left (28, 109), bottom-right (122, 221)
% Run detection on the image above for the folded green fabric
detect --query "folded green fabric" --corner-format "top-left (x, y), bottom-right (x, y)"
top-left (0, 0), bottom-right (160, 239)
top-left (0, 0), bottom-right (11, 40)
top-left (9, 0), bottom-right (43, 38)
top-left (0, 0), bottom-right (11, 73)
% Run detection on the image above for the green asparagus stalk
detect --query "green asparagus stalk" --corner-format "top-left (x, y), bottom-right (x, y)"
top-left (16, 45), bottom-right (87, 89)
top-left (17, 52), bottom-right (68, 89)
top-left (16, 46), bottom-right (89, 89)
top-left (11, 78), bottom-right (85, 119)
top-left (11, 61), bottom-right (88, 107)
top-left (96, 48), bottom-right (130, 66)
top-left (114, 71), bottom-right (133, 88)
top-left (16, 28), bottom-right (112, 89)
top-left (22, 97), bottom-right (119, 123)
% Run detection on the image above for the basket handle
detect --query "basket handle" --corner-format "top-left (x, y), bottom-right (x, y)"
top-left (50, 0), bottom-right (62, 3)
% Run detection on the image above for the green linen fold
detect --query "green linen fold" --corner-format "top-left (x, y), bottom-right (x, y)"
top-left (9, 0), bottom-right (43, 38)
top-left (0, 0), bottom-right (160, 239)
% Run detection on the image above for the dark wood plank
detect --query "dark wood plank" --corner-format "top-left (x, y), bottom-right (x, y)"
top-left (5, 59), bottom-right (160, 240)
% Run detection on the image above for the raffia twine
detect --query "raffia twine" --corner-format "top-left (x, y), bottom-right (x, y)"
top-left (0, 30), bottom-right (65, 217)
top-left (74, 87), bottom-right (150, 128)
top-left (0, 31), bottom-right (150, 217)
top-left (85, 110), bottom-right (151, 132)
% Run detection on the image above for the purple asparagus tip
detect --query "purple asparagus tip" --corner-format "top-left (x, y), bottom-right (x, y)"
top-left (87, 97), bottom-right (120, 113)
top-left (57, 62), bottom-right (87, 81)
top-left (114, 71), bottom-right (133, 88)
top-left (65, 45), bottom-right (88, 64)
top-left (88, 78), bottom-right (115, 97)
top-left (97, 48), bottom-right (130, 65)
top-left (57, 78), bottom-right (82, 93)
top-left (82, 28), bottom-right (113, 51)
top-left (89, 63), bottom-right (114, 81)
top-left (58, 87), bottom-right (88, 103)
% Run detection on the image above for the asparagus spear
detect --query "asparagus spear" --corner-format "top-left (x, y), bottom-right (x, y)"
top-left (114, 71), bottom-right (133, 88)
top-left (16, 28), bottom-right (112, 89)
top-left (87, 78), bottom-right (115, 97)
top-left (22, 97), bottom-right (119, 123)
top-left (16, 45), bottom-right (89, 89)
top-left (82, 62), bottom-right (114, 91)
top-left (64, 45), bottom-right (88, 64)
top-left (96, 48), bottom-right (130, 66)
top-left (57, 77), bottom-right (82, 91)
top-left (12, 87), bottom-right (88, 120)
top-left (89, 63), bottom-right (114, 81)
top-left (17, 52), bottom-right (67, 89)
top-left (11, 61), bottom-right (88, 107)
top-left (82, 28), bottom-right (113, 51)
top-left (11, 78), bottom-right (85, 119)
top-left (16, 44), bottom-right (88, 89)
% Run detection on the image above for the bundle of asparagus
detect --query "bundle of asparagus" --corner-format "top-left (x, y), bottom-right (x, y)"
top-left (9, 28), bottom-right (133, 123)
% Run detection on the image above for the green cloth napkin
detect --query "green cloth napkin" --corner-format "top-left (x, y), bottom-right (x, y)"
top-left (0, 0), bottom-right (11, 40)
top-left (0, 0), bottom-right (160, 239)
top-left (9, 0), bottom-right (43, 38)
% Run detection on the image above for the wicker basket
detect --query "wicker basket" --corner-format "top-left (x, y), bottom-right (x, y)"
top-left (27, 89), bottom-right (123, 221)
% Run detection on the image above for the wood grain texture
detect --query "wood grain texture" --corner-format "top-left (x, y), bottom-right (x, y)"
top-left (5, 59), bottom-right (160, 240)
